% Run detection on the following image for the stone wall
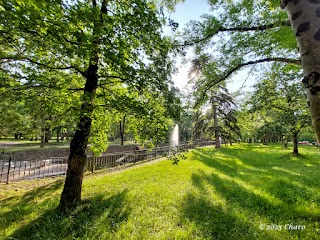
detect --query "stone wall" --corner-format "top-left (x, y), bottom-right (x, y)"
top-left (1, 144), bottom-right (143, 161)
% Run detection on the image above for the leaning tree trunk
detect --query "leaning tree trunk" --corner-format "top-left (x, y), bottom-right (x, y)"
top-left (292, 132), bottom-right (299, 155)
top-left (58, 0), bottom-right (107, 212)
top-left (213, 104), bottom-right (221, 148)
top-left (283, 1), bottom-right (320, 144)
top-left (59, 63), bottom-right (98, 212)
top-left (119, 115), bottom-right (126, 146)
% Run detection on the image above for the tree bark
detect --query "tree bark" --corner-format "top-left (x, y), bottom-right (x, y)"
top-left (44, 128), bottom-right (51, 143)
top-left (214, 104), bottom-right (221, 148)
top-left (263, 137), bottom-right (268, 145)
top-left (61, 132), bottom-right (65, 141)
top-left (119, 115), bottom-right (126, 146)
top-left (58, 0), bottom-right (106, 212)
top-left (56, 129), bottom-right (60, 142)
top-left (292, 132), bottom-right (299, 155)
top-left (40, 129), bottom-right (45, 148)
top-left (283, 2), bottom-right (320, 144)
top-left (59, 63), bottom-right (98, 212)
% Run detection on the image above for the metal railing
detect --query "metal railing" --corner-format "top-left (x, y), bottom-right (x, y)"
top-left (0, 141), bottom-right (215, 183)
top-left (0, 156), bottom-right (68, 183)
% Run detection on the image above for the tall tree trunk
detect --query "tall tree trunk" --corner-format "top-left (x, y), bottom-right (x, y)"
top-left (119, 115), bottom-right (126, 146)
top-left (59, 63), bottom-right (98, 212)
top-left (283, 2), bottom-right (320, 144)
top-left (119, 121), bottom-right (123, 145)
top-left (263, 137), bottom-right (268, 145)
top-left (292, 132), bottom-right (299, 155)
top-left (56, 129), bottom-right (60, 142)
top-left (59, 0), bottom-right (107, 212)
top-left (40, 129), bottom-right (45, 148)
top-left (44, 128), bottom-right (51, 143)
top-left (214, 104), bottom-right (221, 148)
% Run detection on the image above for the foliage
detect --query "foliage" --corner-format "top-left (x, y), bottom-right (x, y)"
top-left (178, 0), bottom-right (300, 119)
top-left (249, 64), bottom-right (310, 139)
top-left (178, 106), bottom-right (193, 141)
top-left (89, 106), bottom-right (113, 156)
top-left (167, 148), bottom-right (187, 165)
top-left (0, 0), bottom-right (182, 150)
top-left (187, 55), bottom-right (241, 143)
top-left (193, 86), bottom-right (240, 142)
top-left (0, 100), bottom-right (33, 137)
top-left (236, 109), bottom-right (267, 142)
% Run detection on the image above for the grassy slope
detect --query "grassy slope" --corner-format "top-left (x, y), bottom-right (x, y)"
top-left (0, 143), bottom-right (320, 240)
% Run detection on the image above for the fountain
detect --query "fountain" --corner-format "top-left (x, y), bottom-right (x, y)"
top-left (169, 124), bottom-right (179, 151)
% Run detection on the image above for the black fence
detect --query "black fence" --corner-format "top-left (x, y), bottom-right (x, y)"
top-left (0, 156), bottom-right (68, 183)
top-left (0, 141), bottom-right (215, 183)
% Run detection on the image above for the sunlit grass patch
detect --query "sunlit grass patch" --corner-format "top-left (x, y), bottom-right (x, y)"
top-left (0, 143), bottom-right (319, 239)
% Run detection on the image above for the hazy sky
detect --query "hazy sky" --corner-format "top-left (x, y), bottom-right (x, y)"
top-left (167, 0), bottom-right (210, 92)
top-left (168, 0), bottom-right (254, 94)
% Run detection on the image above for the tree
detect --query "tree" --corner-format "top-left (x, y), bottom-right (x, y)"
top-left (188, 56), bottom-right (240, 146)
top-left (236, 109), bottom-right (266, 143)
top-left (249, 63), bottom-right (310, 154)
top-left (119, 114), bottom-right (126, 146)
top-left (0, 100), bottom-right (34, 138)
top-left (282, 0), bottom-right (320, 145)
top-left (175, 0), bottom-right (320, 144)
top-left (256, 122), bottom-right (286, 145)
top-left (178, 108), bottom-right (193, 142)
top-left (1, 0), bottom-right (175, 211)
top-left (127, 93), bottom-right (177, 146)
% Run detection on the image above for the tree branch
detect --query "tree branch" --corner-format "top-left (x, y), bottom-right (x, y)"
top-left (180, 20), bottom-right (291, 47)
top-left (97, 75), bottom-right (131, 86)
top-left (68, 88), bottom-right (85, 91)
top-left (26, 58), bottom-right (86, 77)
top-left (195, 57), bottom-right (301, 107)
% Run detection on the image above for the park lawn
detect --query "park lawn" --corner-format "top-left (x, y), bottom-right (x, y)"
top-left (0, 143), bottom-right (320, 240)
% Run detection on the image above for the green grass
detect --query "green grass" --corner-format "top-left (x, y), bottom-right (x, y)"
top-left (1, 143), bottom-right (320, 239)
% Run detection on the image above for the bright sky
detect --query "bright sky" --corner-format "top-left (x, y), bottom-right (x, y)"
top-left (167, 0), bottom-right (255, 94)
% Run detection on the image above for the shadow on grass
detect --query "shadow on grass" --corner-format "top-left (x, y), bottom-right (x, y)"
top-left (279, 153), bottom-right (308, 160)
top-left (0, 180), bottom-right (64, 233)
top-left (192, 147), bottom-right (320, 202)
top-left (192, 147), bottom-right (319, 184)
top-left (181, 169), bottom-right (319, 239)
top-left (181, 192), bottom-right (266, 240)
top-left (1, 180), bottom-right (130, 240)
top-left (9, 190), bottom-right (130, 239)
top-left (180, 147), bottom-right (320, 239)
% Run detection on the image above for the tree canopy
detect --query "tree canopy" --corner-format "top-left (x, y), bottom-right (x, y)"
top-left (1, 0), bottom-right (183, 211)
